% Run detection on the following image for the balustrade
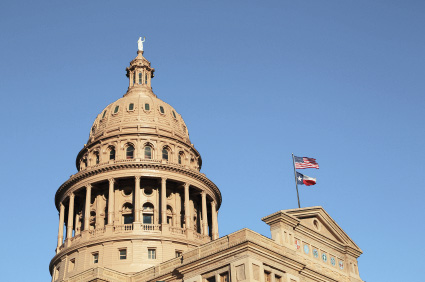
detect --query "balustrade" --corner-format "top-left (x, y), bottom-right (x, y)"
top-left (88, 227), bottom-right (106, 236)
top-left (170, 226), bottom-right (185, 235)
top-left (114, 224), bottom-right (134, 232)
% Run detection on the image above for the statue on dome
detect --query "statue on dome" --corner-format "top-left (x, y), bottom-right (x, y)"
top-left (138, 36), bottom-right (146, 51)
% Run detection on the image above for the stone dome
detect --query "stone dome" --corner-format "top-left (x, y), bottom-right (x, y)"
top-left (88, 89), bottom-right (191, 146)
top-left (75, 50), bottom-right (202, 171)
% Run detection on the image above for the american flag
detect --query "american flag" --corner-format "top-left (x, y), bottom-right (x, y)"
top-left (294, 156), bottom-right (319, 169)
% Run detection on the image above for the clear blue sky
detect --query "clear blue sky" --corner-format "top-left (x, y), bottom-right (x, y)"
top-left (1, 1), bottom-right (424, 281)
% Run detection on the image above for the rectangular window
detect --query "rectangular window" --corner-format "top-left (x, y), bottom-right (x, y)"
top-left (220, 272), bottom-right (229, 282)
top-left (264, 272), bottom-right (271, 282)
top-left (129, 103), bottom-right (134, 111)
top-left (119, 249), bottom-right (127, 260)
top-left (124, 214), bottom-right (134, 224)
top-left (206, 277), bottom-right (216, 282)
top-left (143, 214), bottom-right (153, 224)
top-left (68, 259), bottom-right (75, 272)
top-left (93, 253), bottom-right (99, 264)
top-left (145, 103), bottom-right (150, 111)
top-left (139, 73), bottom-right (142, 84)
top-left (175, 251), bottom-right (182, 258)
top-left (148, 248), bottom-right (156, 259)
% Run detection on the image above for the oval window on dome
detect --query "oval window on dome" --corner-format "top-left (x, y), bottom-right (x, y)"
top-left (145, 103), bottom-right (150, 111)
top-left (128, 103), bottom-right (134, 111)
top-left (159, 106), bottom-right (165, 114)
top-left (172, 111), bottom-right (177, 119)
top-left (114, 105), bottom-right (120, 114)
top-left (102, 110), bottom-right (107, 118)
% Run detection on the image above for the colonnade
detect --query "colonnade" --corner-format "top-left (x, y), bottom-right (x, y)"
top-left (56, 177), bottom-right (219, 249)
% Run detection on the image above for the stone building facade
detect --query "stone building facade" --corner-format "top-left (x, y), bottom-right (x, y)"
top-left (50, 44), bottom-right (365, 282)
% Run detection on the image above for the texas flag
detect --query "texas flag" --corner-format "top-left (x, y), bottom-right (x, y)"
top-left (296, 172), bottom-right (317, 186)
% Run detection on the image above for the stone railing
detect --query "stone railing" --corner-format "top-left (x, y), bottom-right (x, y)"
top-left (88, 227), bottom-right (106, 236)
top-left (70, 234), bottom-right (81, 242)
top-left (114, 224), bottom-right (133, 232)
top-left (132, 228), bottom-right (270, 281)
top-left (170, 226), bottom-right (185, 235)
top-left (138, 223), bottom-right (161, 231)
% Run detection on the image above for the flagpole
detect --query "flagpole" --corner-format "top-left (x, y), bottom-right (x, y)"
top-left (292, 153), bottom-right (301, 208)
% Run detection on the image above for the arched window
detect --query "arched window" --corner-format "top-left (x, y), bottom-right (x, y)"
top-left (126, 145), bottom-right (134, 159)
top-left (109, 147), bottom-right (116, 160)
top-left (178, 152), bottom-right (184, 165)
top-left (162, 148), bottom-right (169, 161)
top-left (95, 152), bottom-right (100, 164)
top-left (144, 146), bottom-right (152, 159)
top-left (142, 203), bottom-right (154, 224)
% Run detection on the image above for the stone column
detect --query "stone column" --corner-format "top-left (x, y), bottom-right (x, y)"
top-left (57, 202), bottom-right (65, 248)
top-left (211, 201), bottom-right (218, 240)
top-left (66, 193), bottom-right (75, 240)
top-left (84, 184), bottom-right (92, 230)
top-left (161, 178), bottom-right (167, 224)
top-left (107, 178), bottom-right (115, 225)
top-left (129, 72), bottom-right (133, 88)
top-left (134, 176), bottom-right (141, 222)
top-left (184, 183), bottom-right (190, 229)
top-left (201, 191), bottom-right (208, 235)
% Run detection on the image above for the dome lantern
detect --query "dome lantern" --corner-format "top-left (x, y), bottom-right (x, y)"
top-left (125, 41), bottom-right (155, 94)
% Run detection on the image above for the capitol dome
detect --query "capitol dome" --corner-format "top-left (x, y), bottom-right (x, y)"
top-left (75, 50), bottom-right (202, 172)
top-left (51, 44), bottom-right (220, 278)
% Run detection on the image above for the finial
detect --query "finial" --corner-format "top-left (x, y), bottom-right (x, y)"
top-left (138, 36), bottom-right (146, 52)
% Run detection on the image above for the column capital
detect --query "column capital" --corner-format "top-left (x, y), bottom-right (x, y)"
top-left (86, 183), bottom-right (92, 189)
top-left (201, 190), bottom-right (206, 196)
top-left (69, 192), bottom-right (75, 199)
top-left (184, 183), bottom-right (190, 189)
top-left (135, 175), bottom-right (141, 181)
top-left (161, 177), bottom-right (167, 182)
top-left (108, 178), bottom-right (115, 184)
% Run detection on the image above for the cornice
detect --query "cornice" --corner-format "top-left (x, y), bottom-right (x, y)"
top-left (54, 161), bottom-right (221, 210)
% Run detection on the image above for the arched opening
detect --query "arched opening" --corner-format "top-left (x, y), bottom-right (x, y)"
top-left (142, 202), bottom-right (154, 224)
top-left (144, 146), bottom-right (152, 159)
top-left (178, 152), bottom-right (184, 165)
top-left (109, 147), bottom-right (116, 160)
top-left (94, 152), bottom-right (100, 164)
top-left (126, 145), bottom-right (134, 159)
top-left (162, 147), bottom-right (169, 161)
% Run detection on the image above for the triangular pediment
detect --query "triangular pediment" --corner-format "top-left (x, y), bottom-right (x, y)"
top-left (282, 206), bottom-right (362, 254)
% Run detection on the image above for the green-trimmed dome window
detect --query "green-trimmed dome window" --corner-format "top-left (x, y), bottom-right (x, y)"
top-left (128, 103), bottom-right (134, 111)
top-left (145, 103), bottom-right (150, 111)
top-left (114, 105), bottom-right (120, 114)
top-left (102, 110), bottom-right (107, 118)
top-left (159, 106), bottom-right (165, 114)
top-left (172, 111), bottom-right (177, 119)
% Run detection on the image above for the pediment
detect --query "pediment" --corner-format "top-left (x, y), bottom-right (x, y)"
top-left (282, 206), bottom-right (362, 253)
